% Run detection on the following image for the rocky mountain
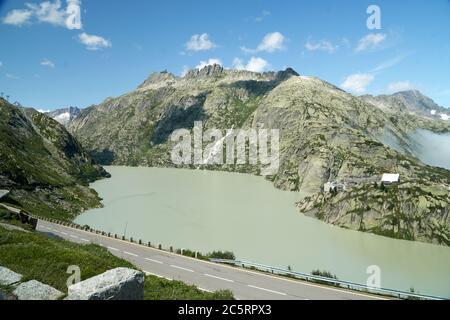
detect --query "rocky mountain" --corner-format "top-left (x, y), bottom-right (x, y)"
top-left (68, 65), bottom-right (450, 245)
top-left (46, 107), bottom-right (81, 127)
top-left (0, 98), bottom-right (109, 220)
top-left (362, 90), bottom-right (450, 122)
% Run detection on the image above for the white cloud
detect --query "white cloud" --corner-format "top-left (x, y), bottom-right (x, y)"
top-left (2, 0), bottom-right (82, 30)
top-left (305, 38), bottom-right (338, 54)
top-left (387, 81), bottom-right (416, 93)
top-left (40, 58), bottom-right (55, 68)
top-left (2, 9), bottom-right (33, 26)
top-left (186, 33), bottom-right (217, 52)
top-left (0, 62), bottom-right (3, 68)
top-left (26, 0), bottom-right (66, 27)
top-left (37, 109), bottom-right (50, 113)
top-left (233, 57), bottom-right (269, 73)
top-left (355, 33), bottom-right (386, 52)
top-left (242, 32), bottom-right (286, 53)
top-left (341, 73), bottom-right (374, 94)
top-left (371, 55), bottom-right (405, 73)
top-left (78, 32), bottom-right (112, 51)
top-left (195, 58), bottom-right (222, 70)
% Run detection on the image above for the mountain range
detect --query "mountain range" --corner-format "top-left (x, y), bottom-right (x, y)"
top-left (362, 90), bottom-right (450, 122)
top-left (46, 107), bottom-right (81, 126)
top-left (3, 65), bottom-right (450, 245)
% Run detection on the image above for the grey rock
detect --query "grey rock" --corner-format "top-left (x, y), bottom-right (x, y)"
top-left (67, 268), bottom-right (144, 300)
top-left (185, 64), bottom-right (224, 79)
top-left (0, 266), bottom-right (22, 285)
top-left (0, 189), bottom-right (9, 199)
top-left (13, 280), bottom-right (64, 300)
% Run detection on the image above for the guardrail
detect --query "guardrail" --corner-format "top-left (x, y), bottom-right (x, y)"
top-left (32, 215), bottom-right (446, 300)
top-left (34, 215), bottom-right (176, 252)
top-left (209, 259), bottom-right (446, 301)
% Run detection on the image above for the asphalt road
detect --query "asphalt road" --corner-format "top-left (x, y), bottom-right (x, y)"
top-left (36, 220), bottom-right (384, 300)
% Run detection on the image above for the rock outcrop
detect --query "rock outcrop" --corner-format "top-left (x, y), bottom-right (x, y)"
top-left (67, 268), bottom-right (144, 300)
top-left (13, 280), bottom-right (64, 300)
top-left (0, 266), bottom-right (22, 286)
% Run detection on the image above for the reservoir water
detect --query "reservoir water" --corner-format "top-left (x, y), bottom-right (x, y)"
top-left (75, 166), bottom-right (450, 298)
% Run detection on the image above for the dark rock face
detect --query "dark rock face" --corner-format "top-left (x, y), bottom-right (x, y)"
top-left (151, 96), bottom-right (206, 145)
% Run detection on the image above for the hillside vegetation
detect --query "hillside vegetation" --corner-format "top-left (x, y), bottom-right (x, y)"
top-left (0, 98), bottom-right (109, 220)
top-left (0, 225), bottom-right (233, 300)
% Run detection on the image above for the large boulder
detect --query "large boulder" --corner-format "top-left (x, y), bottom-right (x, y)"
top-left (66, 268), bottom-right (144, 300)
top-left (13, 280), bottom-right (64, 300)
top-left (0, 266), bottom-right (22, 285)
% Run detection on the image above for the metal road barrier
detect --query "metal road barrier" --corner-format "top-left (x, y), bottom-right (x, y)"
top-left (28, 214), bottom-right (446, 300)
top-left (209, 259), bottom-right (446, 300)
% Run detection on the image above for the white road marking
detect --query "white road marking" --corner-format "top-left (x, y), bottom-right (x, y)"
top-left (198, 288), bottom-right (213, 293)
top-left (70, 235), bottom-right (78, 239)
top-left (144, 271), bottom-right (173, 281)
top-left (108, 247), bottom-right (119, 251)
top-left (204, 274), bottom-right (234, 283)
top-left (170, 265), bottom-right (194, 273)
top-left (40, 221), bottom-right (383, 300)
top-left (123, 251), bottom-right (138, 257)
top-left (248, 285), bottom-right (287, 296)
top-left (61, 232), bottom-right (68, 236)
top-left (145, 258), bottom-right (163, 264)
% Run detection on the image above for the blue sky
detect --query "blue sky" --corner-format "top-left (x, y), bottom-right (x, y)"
top-left (0, 0), bottom-right (449, 110)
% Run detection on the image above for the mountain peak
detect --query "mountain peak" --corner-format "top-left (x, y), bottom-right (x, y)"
top-left (275, 67), bottom-right (300, 80)
top-left (138, 71), bottom-right (178, 89)
top-left (393, 89), bottom-right (423, 97)
top-left (184, 64), bottom-right (224, 79)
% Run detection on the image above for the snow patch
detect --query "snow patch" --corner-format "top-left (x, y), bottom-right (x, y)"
top-left (53, 112), bottom-right (71, 125)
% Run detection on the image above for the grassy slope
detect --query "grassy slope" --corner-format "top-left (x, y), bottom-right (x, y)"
top-left (0, 225), bottom-right (233, 300)
top-left (0, 99), bottom-right (109, 221)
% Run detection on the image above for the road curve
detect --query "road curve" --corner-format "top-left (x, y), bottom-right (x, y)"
top-left (36, 220), bottom-right (385, 300)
